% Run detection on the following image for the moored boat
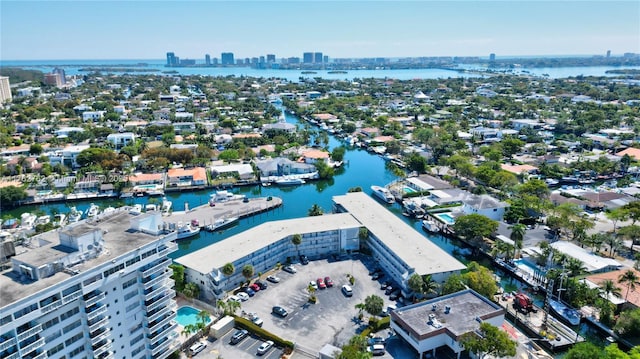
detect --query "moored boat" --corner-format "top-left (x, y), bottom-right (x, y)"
top-left (422, 218), bottom-right (439, 233)
top-left (275, 178), bottom-right (305, 186)
top-left (68, 207), bottom-right (82, 223)
top-left (176, 221), bottom-right (200, 240)
top-left (548, 298), bottom-right (582, 326)
top-left (371, 185), bottom-right (395, 204)
top-left (204, 217), bottom-right (239, 232)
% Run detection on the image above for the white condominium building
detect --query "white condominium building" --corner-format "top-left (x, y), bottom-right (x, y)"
top-left (0, 209), bottom-right (179, 359)
top-left (0, 76), bottom-right (11, 103)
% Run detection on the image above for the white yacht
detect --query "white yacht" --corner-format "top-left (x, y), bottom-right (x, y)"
top-left (54, 214), bottom-right (67, 227)
top-left (371, 185), bottom-right (395, 204)
top-left (35, 215), bottom-right (51, 226)
top-left (68, 207), bottom-right (82, 223)
top-left (20, 213), bottom-right (37, 230)
top-left (161, 197), bottom-right (172, 214)
top-left (102, 207), bottom-right (116, 215)
top-left (85, 203), bottom-right (99, 218)
top-left (129, 204), bottom-right (143, 215)
top-left (176, 221), bottom-right (200, 240)
top-left (275, 178), bottom-right (305, 186)
top-left (204, 217), bottom-right (238, 232)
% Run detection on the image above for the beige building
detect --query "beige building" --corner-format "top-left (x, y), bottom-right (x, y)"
top-left (0, 76), bottom-right (11, 103)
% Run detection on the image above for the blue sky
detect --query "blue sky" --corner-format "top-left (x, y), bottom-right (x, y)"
top-left (1, 1), bottom-right (639, 60)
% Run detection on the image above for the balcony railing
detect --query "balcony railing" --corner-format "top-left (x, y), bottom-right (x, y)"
top-left (29, 352), bottom-right (47, 359)
top-left (62, 290), bottom-right (82, 304)
top-left (0, 336), bottom-right (17, 352)
top-left (147, 311), bottom-right (176, 333)
top-left (97, 351), bottom-right (115, 359)
top-left (142, 258), bottom-right (171, 278)
top-left (147, 302), bottom-right (177, 323)
top-left (144, 280), bottom-right (174, 301)
top-left (40, 300), bottom-right (62, 314)
top-left (86, 305), bottom-right (107, 321)
top-left (148, 321), bottom-right (177, 344)
top-left (4, 352), bottom-right (20, 359)
top-left (17, 324), bottom-right (42, 341)
top-left (145, 292), bottom-right (172, 312)
top-left (144, 271), bottom-right (169, 290)
top-left (20, 337), bottom-right (45, 355)
top-left (150, 336), bottom-right (172, 356)
top-left (90, 328), bottom-right (111, 346)
top-left (156, 242), bottom-right (177, 257)
top-left (84, 292), bottom-right (106, 307)
top-left (88, 317), bottom-right (109, 332)
top-left (93, 340), bottom-right (113, 357)
top-left (152, 332), bottom-right (179, 359)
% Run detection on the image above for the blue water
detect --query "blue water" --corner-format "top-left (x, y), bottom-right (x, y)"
top-left (176, 305), bottom-right (210, 327)
top-left (2, 59), bottom-right (638, 80)
top-left (435, 213), bottom-right (455, 224)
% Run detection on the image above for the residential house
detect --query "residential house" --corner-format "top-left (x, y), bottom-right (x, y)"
top-left (106, 132), bottom-right (136, 150)
top-left (211, 163), bottom-right (255, 181)
top-left (167, 167), bottom-right (207, 187)
top-left (255, 157), bottom-right (317, 177)
top-left (461, 193), bottom-right (508, 221)
top-left (82, 110), bottom-right (105, 122)
top-left (301, 149), bottom-right (330, 164)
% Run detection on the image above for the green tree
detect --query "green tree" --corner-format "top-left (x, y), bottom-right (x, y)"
top-left (196, 310), bottom-right (210, 332)
top-left (331, 146), bottom-right (346, 162)
top-left (606, 208), bottom-right (629, 233)
top-left (169, 263), bottom-right (185, 292)
top-left (29, 143), bottom-right (43, 155)
top-left (463, 262), bottom-right (499, 299)
top-left (614, 308), bottom-right (640, 339)
top-left (218, 149), bottom-right (240, 163)
top-left (453, 214), bottom-right (498, 249)
top-left (408, 273), bottom-right (439, 299)
top-left (441, 273), bottom-right (467, 295)
top-left (0, 186), bottom-right (27, 209)
top-left (599, 279), bottom-right (622, 300)
top-left (362, 294), bottom-right (384, 318)
top-left (308, 203), bottom-right (324, 216)
top-left (291, 233), bottom-right (302, 256)
top-left (618, 269), bottom-right (640, 301)
top-left (241, 264), bottom-right (254, 283)
top-left (337, 335), bottom-right (371, 359)
top-left (509, 223), bottom-right (526, 258)
top-left (618, 225), bottom-right (640, 250)
top-left (460, 322), bottom-right (516, 359)
top-left (565, 342), bottom-right (603, 359)
top-left (358, 227), bottom-right (369, 241)
top-left (183, 282), bottom-right (200, 299)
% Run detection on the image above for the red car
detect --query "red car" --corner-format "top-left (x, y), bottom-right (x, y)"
top-left (249, 283), bottom-right (261, 292)
top-left (324, 276), bottom-right (334, 287)
top-left (317, 278), bottom-right (326, 289)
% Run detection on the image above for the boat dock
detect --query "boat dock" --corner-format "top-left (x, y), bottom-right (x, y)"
top-left (162, 196), bottom-right (282, 228)
top-left (496, 295), bottom-right (584, 352)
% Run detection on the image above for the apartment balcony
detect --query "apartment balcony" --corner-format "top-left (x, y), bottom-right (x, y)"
top-left (40, 300), bottom-right (62, 314)
top-left (152, 332), bottom-right (179, 359)
top-left (145, 292), bottom-right (173, 312)
top-left (92, 340), bottom-right (113, 357)
top-left (150, 334), bottom-right (173, 356)
top-left (143, 271), bottom-right (170, 290)
top-left (17, 324), bottom-right (42, 342)
top-left (147, 302), bottom-right (177, 323)
top-left (97, 351), bottom-right (115, 359)
top-left (90, 328), bottom-right (111, 346)
top-left (20, 337), bottom-right (45, 355)
top-left (84, 291), bottom-right (106, 307)
top-left (144, 280), bottom-right (174, 301)
top-left (62, 290), bottom-right (82, 304)
top-left (28, 352), bottom-right (47, 359)
top-left (148, 321), bottom-right (178, 344)
top-left (147, 311), bottom-right (176, 333)
top-left (0, 336), bottom-right (17, 352)
top-left (86, 305), bottom-right (107, 321)
top-left (88, 316), bottom-right (109, 333)
top-left (142, 258), bottom-right (171, 278)
top-left (4, 352), bottom-right (20, 359)
top-left (156, 242), bottom-right (178, 257)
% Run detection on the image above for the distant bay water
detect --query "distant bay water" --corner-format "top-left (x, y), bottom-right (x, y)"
top-left (2, 59), bottom-right (639, 80)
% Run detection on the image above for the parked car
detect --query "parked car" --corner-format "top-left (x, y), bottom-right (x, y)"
top-left (324, 276), bottom-right (334, 287)
top-left (230, 329), bottom-right (249, 344)
top-left (242, 287), bottom-right (255, 297)
top-left (300, 254), bottom-right (309, 265)
top-left (266, 275), bottom-right (281, 283)
top-left (283, 265), bottom-right (297, 274)
top-left (249, 283), bottom-right (261, 292)
top-left (243, 197), bottom-right (249, 203)
top-left (341, 285), bottom-right (353, 297)
top-left (317, 277), bottom-right (326, 289)
top-left (248, 313), bottom-right (264, 327)
top-left (380, 281), bottom-right (391, 290)
top-left (385, 286), bottom-right (395, 295)
top-left (228, 295), bottom-right (241, 303)
top-left (389, 290), bottom-right (401, 301)
top-left (272, 306), bottom-right (288, 317)
top-left (189, 342), bottom-right (207, 356)
top-left (372, 272), bottom-right (385, 280)
top-left (309, 280), bottom-right (318, 290)
top-left (257, 340), bottom-right (274, 355)
top-left (367, 344), bottom-right (386, 356)
top-left (255, 280), bottom-right (268, 290)
top-left (236, 292), bottom-right (250, 301)
top-left (369, 268), bottom-right (381, 276)
top-left (368, 336), bottom-right (386, 345)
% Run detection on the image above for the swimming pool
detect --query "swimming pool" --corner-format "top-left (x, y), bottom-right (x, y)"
top-left (434, 212), bottom-right (455, 224)
top-left (136, 184), bottom-right (159, 190)
top-left (176, 306), bottom-right (210, 327)
top-left (403, 186), bottom-right (417, 194)
top-left (513, 259), bottom-right (546, 278)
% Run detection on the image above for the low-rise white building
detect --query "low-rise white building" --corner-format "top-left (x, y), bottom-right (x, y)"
top-left (107, 132), bottom-right (136, 150)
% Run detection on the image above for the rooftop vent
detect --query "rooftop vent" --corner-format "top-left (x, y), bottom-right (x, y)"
top-left (431, 304), bottom-right (437, 311)
top-left (444, 305), bottom-right (451, 314)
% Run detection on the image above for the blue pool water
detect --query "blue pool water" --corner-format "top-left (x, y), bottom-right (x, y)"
top-left (513, 258), bottom-right (546, 275)
top-left (435, 213), bottom-right (455, 224)
top-left (137, 184), bottom-right (158, 189)
top-left (403, 186), bottom-right (417, 194)
top-left (176, 306), bottom-right (210, 327)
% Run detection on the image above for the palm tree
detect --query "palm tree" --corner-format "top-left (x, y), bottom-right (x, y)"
top-left (565, 258), bottom-right (586, 277)
top-left (618, 225), bottom-right (640, 251)
top-left (291, 233), bottom-right (302, 256)
top-left (509, 224), bottom-right (526, 259)
top-left (222, 262), bottom-right (235, 288)
top-left (181, 323), bottom-right (198, 337)
top-left (606, 235), bottom-right (623, 257)
top-left (358, 227), bottom-right (368, 241)
top-left (618, 269), bottom-right (640, 301)
top-left (599, 279), bottom-right (622, 300)
top-left (308, 204), bottom-right (323, 216)
top-left (421, 274), bottom-right (439, 297)
top-left (196, 310), bottom-right (210, 330)
top-left (183, 282), bottom-right (200, 299)
top-left (241, 264), bottom-right (254, 284)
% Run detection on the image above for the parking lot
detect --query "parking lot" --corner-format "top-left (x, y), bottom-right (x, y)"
top-left (230, 255), bottom-right (400, 353)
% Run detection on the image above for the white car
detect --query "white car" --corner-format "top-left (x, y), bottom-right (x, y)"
top-left (228, 295), bottom-right (241, 303)
top-left (309, 281), bottom-right (318, 290)
top-left (266, 275), bottom-right (281, 283)
top-left (189, 342), bottom-right (207, 356)
top-left (257, 340), bottom-right (274, 355)
top-left (236, 292), bottom-right (250, 301)
top-left (283, 264), bottom-right (297, 273)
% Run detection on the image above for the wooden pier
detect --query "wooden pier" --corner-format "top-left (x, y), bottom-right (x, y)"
top-left (496, 295), bottom-right (584, 352)
top-left (162, 196), bottom-right (283, 228)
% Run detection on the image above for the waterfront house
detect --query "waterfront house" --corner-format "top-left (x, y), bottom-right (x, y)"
top-left (461, 193), bottom-right (508, 221)
top-left (128, 173), bottom-right (165, 186)
top-left (48, 144), bottom-right (91, 169)
top-left (301, 149), bottom-right (330, 164)
top-left (255, 157), bottom-right (317, 177)
top-left (166, 167), bottom-right (207, 187)
top-left (584, 269), bottom-right (640, 308)
top-left (262, 122), bottom-right (296, 133)
top-left (211, 163), bottom-right (255, 181)
top-left (391, 290), bottom-right (504, 359)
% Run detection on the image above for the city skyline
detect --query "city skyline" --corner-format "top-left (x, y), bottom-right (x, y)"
top-left (1, 1), bottom-right (639, 61)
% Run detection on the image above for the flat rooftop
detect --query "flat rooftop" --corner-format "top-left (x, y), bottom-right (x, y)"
top-left (175, 213), bottom-right (361, 274)
top-left (333, 192), bottom-right (466, 276)
top-left (391, 290), bottom-right (504, 339)
top-left (0, 210), bottom-right (167, 306)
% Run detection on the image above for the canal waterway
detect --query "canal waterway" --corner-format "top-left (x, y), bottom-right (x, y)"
top-left (1, 105), bottom-right (612, 351)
